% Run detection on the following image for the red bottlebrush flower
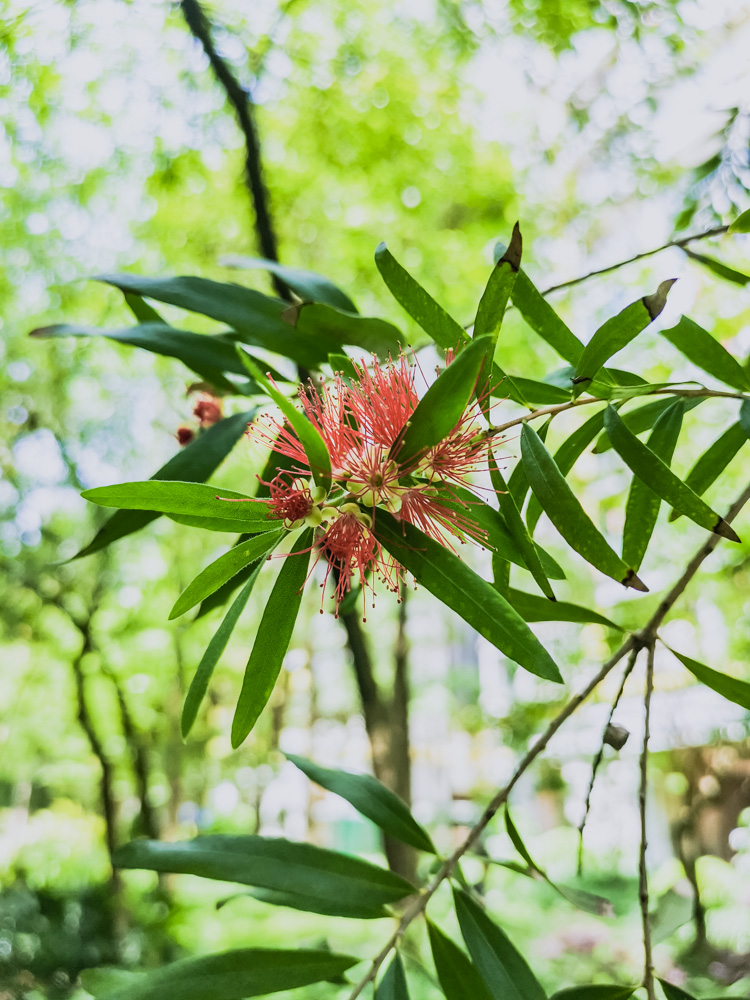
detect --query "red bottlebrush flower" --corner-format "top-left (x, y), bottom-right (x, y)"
top-left (193, 394), bottom-right (223, 427)
top-left (396, 486), bottom-right (488, 549)
top-left (264, 474), bottom-right (322, 529)
top-left (176, 425), bottom-right (195, 446)
top-left (313, 505), bottom-right (400, 619)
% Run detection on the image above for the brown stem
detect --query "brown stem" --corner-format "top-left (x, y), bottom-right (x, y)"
top-left (639, 642), bottom-right (656, 1000)
top-left (540, 225), bottom-right (730, 297)
top-left (577, 646), bottom-right (639, 875)
top-left (179, 0), bottom-right (289, 301)
top-left (346, 480), bottom-right (750, 1000)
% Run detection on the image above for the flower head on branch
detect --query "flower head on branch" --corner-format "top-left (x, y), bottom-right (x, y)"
top-left (248, 349), bottom-right (497, 616)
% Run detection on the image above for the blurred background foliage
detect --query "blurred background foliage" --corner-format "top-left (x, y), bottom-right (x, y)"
top-left (2, 0), bottom-right (750, 997)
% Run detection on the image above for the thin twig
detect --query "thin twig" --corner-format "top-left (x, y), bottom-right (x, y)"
top-left (577, 647), bottom-right (639, 875)
top-left (489, 386), bottom-right (750, 440)
top-left (346, 480), bottom-right (750, 999)
top-left (639, 642), bottom-right (656, 1000)
top-left (539, 225), bottom-right (729, 297)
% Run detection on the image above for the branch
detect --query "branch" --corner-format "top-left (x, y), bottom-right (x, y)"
top-left (346, 479), bottom-right (750, 1000)
top-left (179, 0), bottom-right (289, 301)
top-left (489, 386), bottom-right (750, 440)
top-left (539, 225), bottom-right (730, 297)
top-left (639, 642), bottom-right (656, 1000)
top-left (577, 647), bottom-right (639, 875)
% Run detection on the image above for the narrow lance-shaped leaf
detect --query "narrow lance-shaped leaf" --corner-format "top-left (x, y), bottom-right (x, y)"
top-left (231, 531), bottom-right (313, 747)
top-left (454, 887), bottom-right (547, 1000)
top-left (573, 280), bottom-right (676, 392)
top-left (427, 919), bottom-right (494, 1000)
top-left (489, 450), bottom-right (555, 600)
top-left (520, 424), bottom-right (647, 591)
top-left (375, 954), bottom-right (410, 1000)
top-left (603, 406), bottom-right (740, 542)
top-left (669, 647), bottom-right (750, 710)
top-left (181, 564), bottom-right (265, 739)
top-left (124, 291), bottom-right (164, 323)
top-left (94, 272), bottom-right (330, 369)
top-left (396, 335), bottom-right (493, 465)
top-left (728, 208), bottom-right (750, 234)
top-left (474, 223), bottom-right (522, 410)
top-left (79, 947), bottom-right (359, 1000)
top-left (375, 242), bottom-right (468, 351)
top-left (283, 300), bottom-right (402, 357)
top-left (376, 512), bottom-right (562, 682)
top-left (657, 981), bottom-right (697, 1000)
top-left (114, 834), bottom-right (414, 919)
top-left (509, 417), bottom-right (550, 511)
top-left (170, 529), bottom-right (284, 620)
top-left (286, 753), bottom-right (435, 853)
top-left (683, 248), bottom-right (750, 286)
top-left (492, 553), bottom-right (511, 599)
top-left (593, 398), bottom-right (703, 454)
top-left (74, 410), bottom-right (256, 558)
top-left (622, 400), bottom-right (684, 570)
top-left (236, 347), bottom-right (332, 490)
top-left (502, 252), bottom-right (584, 366)
top-left (507, 589), bottom-right (622, 631)
top-left (503, 808), bottom-right (613, 916)
top-left (527, 410), bottom-right (605, 533)
top-left (82, 481), bottom-right (273, 527)
top-left (550, 987), bottom-right (637, 1000)
top-left (218, 254), bottom-right (358, 312)
top-left (660, 316), bottom-right (750, 391)
top-left (670, 421), bottom-right (748, 521)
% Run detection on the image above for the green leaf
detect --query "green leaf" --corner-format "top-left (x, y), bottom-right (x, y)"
top-left (375, 242), bottom-right (468, 350)
top-left (436, 486), bottom-right (565, 580)
top-left (550, 987), bottom-right (637, 1000)
top-left (510, 269), bottom-right (584, 365)
top-left (170, 529), bottom-right (283, 620)
top-left (376, 512), bottom-right (562, 683)
top-left (657, 982), bottom-right (696, 1000)
top-left (82, 480), bottom-right (273, 526)
top-left (74, 411), bottom-right (256, 558)
top-left (427, 919), bottom-right (494, 1000)
top-left (573, 280), bottom-right (676, 390)
top-left (397, 336), bottom-right (493, 465)
top-left (510, 418), bottom-right (550, 511)
top-left (520, 424), bottom-right (647, 591)
top-left (328, 352), bottom-right (359, 379)
top-left (124, 292), bottom-right (164, 324)
top-left (166, 512), bottom-right (272, 533)
top-left (527, 410), bottom-right (605, 533)
top-left (660, 316), bottom-right (750, 391)
top-left (376, 955), bottom-right (409, 1000)
top-left (683, 248), bottom-right (750, 286)
top-left (490, 451), bottom-right (555, 600)
top-left (728, 208), bottom-right (750, 234)
top-left (496, 375), bottom-right (570, 405)
top-left (231, 533), bottom-right (313, 746)
top-left (30, 322), bottom-right (255, 391)
top-left (285, 301), bottom-right (402, 358)
top-left (94, 273), bottom-right (330, 369)
top-left (219, 254), bottom-right (358, 312)
top-left (181, 568), bottom-right (264, 738)
top-left (285, 753), bottom-right (435, 853)
top-left (622, 400), bottom-right (684, 569)
top-left (603, 406), bottom-right (740, 542)
top-left (113, 835), bottom-right (413, 919)
top-left (669, 647), bottom-right (750, 710)
top-left (80, 947), bottom-right (359, 1000)
top-left (236, 349), bottom-right (332, 491)
top-left (454, 887), bottom-right (547, 1000)
top-left (80, 968), bottom-right (146, 996)
top-left (671, 421), bottom-right (748, 521)
top-left (503, 809), bottom-right (613, 916)
top-left (474, 224), bottom-right (522, 406)
top-left (492, 553), bottom-right (511, 598)
top-left (593, 399), bottom-right (703, 454)
top-left (507, 589), bottom-right (622, 630)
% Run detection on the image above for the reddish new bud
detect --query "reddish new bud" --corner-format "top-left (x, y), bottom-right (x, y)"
top-left (176, 426), bottom-right (195, 446)
top-left (193, 394), bottom-right (223, 427)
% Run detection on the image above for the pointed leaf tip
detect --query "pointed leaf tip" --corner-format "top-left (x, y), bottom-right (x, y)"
top-left (623, 569), bottom-right (649, 592)
top-left (642, 278), bottom-right (677, 320)
top-left (715, 518), bottom-right (740, 542)
top-left (498, 223), bottom-right (522, 271)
